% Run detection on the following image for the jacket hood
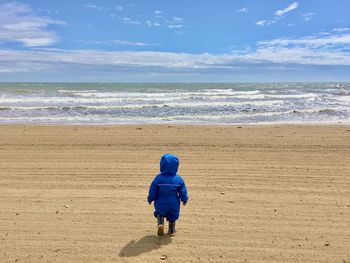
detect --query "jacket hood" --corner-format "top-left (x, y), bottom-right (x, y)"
top-left (160, 154), bottom-right (179, 175)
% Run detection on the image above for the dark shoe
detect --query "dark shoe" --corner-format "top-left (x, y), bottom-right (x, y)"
top-left (168, 221), bottom-right (176, 236)
top-left (157, 215), bottom-right (164, 236)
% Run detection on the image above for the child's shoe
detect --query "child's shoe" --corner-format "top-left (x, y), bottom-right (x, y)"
top-left (157, 215), bottom-right (164, 236)
top-left (168, 221), bottom-right (176, 236)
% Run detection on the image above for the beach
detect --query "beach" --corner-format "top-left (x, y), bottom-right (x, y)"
top-left (0, 124), bottom-right (349, 262)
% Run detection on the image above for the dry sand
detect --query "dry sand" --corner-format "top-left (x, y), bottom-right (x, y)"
top-left (0, 124), bottom-right (350, 263)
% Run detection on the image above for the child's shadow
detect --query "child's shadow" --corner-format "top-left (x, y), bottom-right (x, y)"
top-left (118, 235), bottom-right (172, 257)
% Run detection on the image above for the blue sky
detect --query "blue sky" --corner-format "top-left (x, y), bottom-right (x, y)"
top-left (0, 0), bottom-right (349, 82)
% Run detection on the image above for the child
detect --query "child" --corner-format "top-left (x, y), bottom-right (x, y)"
top-left (148, 154), bottom-right (188, 236)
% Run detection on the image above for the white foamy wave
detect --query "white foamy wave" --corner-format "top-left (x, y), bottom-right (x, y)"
top-left (331, 96), bottom-right (350, 103)
top-left (264, 93), bottom-right (317, 99)
top-left (1, 82), bottom-right (350, 124)
top-left (0, 99), bottom-right (285, 111)
top-left (56, 89), bottom-right (263, 99)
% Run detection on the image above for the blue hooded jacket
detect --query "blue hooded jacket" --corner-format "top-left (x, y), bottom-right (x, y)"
top-left (148, 154), bottom-right (188, 221)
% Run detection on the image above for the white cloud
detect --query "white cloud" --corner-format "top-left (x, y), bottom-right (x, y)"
top-left (333, 28), bottom-right (350, 32)
top-left (301, 12), bottom-right (315, 21)
top-left (256, 20), bottom-right (267, 26)
top-left (85, 3), bottom-right (123, 12)
top-left (275, 2), bottom-right (298, 16)
top-left (250, 32), bottom-right (350, 65)
top-left (258, 34), bottom-right (350, 47)
top-left (1, 30), bottom-right (350, 76)
top-left (247, 47), bottom-right (350, 66)
top-left (111, 9), bottom-right (185, 31)
top-left (119, 17), bottom-right (140, 25)
top-left (166, 17), bottom-right (184, 29)
top-left (0, 2), bottom-right (65, 47)
top-left (256, 2), bottom-right (301, 27)
top-left (236, 7), bottom-right (248, 13)
top-left (84, 3), bottom-right (105, 11)
top-left (111, 40), bottom-right (155, 46)
top-left (2, 28), bottom-right (350, 77)
top-left (146, 20), bottom-right (161, 27)
top-left (38, 8), bottom-right (59, 14)
top-left (78, 39), bottom-right (158, 47)
top-left (0, 49), bottom-right (237, 71)
top-left (168, 25), bottom-right (183, 29)
top-left (172, 17), bottom-right (184, 23)
top-left (147, 16), bottom-right (184, 30)
top-left (256, 20), bottom-right (276, 27)
top-left (85, 4), bottom-right (97, 9)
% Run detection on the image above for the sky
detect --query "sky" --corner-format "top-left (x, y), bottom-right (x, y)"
top-left (0, 0), bottom-right (350, 82)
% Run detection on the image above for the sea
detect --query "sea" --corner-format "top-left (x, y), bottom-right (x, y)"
top-left (0, 82), bottom-right (349, 125)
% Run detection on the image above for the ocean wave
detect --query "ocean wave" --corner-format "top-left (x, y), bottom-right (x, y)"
top-left (289, 108), bottom-right (344, 115)
top-left (331, 96), bottom-right (350, 103)
top-left (55, 89), bottom-right (263, 99)
top-left (0, 111), bottom-right (349, 124)
top-left (1, 83), bottom-right (350, 124)
top-left (0, 100), bottom-right (285, 111)
top-left (264, 93), bottom-right (317, 99)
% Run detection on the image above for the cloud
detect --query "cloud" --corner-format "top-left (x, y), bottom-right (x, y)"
top-left (256, 20), bottom-right (276, 27)
top-left (256, 20), bottom-right (266, 26)
top-left (251, 32), bottom-right (350, 65)
top-left (258, 33), bottom-right (350, 47)
top-left (146, 20), bottom-right (161, 27)
top-left (119, 17), bottom-right (141, 25)
top-left (245, 47), bottom-right (350, 66)
top-left (333, 28), bottom-right (350, 32)
top-left (111, 40), bottom-right (158, 46)
top-left (84, 3), bottom-right (105, 11)
top-left (2, 28), bottom-right (350, 79)
top-left (168, 25), bottom-right (183, 29)
top-left (172, 17), bottom-right (184, 23)
top-left (110, 14), bottom-right (144, 26)
top-left (84, 3), bottom-right (108, 11)
top-left (146, 15), bottom-right (185, 30)
top-left (236, 7), bottom-right (248, 13)
top-left (1, 48), bottom-right (349, 82)
top-left (1, 31), bottom-right (350, 77)
top-left (0, 49), bottom-right (237, 72)
top-left (301, 12), bottom-right (315, 21)
top-left (275, 2), bottom-right (298, 16)
top-left (167, 17), bottom-right (184, 29)
top-left (110, 8), bottom-right (185, 31)
top-left (255, 2), bottom-right (298, 27)
top-left (78, 39), bottom-right (159, 47)
top-left (85, 3), bottom-right (123, 12)
top-left (38, 8), bottom-right (59, 14)
top-left (0, 2), bottom-right (65, 47)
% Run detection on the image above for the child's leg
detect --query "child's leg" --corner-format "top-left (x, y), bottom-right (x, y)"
top-left (166, 207), bottom-right (179, 236)
top-left (157, 214), bottom-right (164, 236)
top-left (168, 220), bottom-right (176, 236)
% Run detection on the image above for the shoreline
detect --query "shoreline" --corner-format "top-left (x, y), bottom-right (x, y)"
top-left (1, 121), bottom-right (350, 127)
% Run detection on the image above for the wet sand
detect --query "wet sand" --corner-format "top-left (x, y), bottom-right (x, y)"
top-left (0, 124), bottom-right (349, 262)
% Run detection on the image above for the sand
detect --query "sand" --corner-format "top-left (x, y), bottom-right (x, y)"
top-left (0, 124), bottom-right (349, 263)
